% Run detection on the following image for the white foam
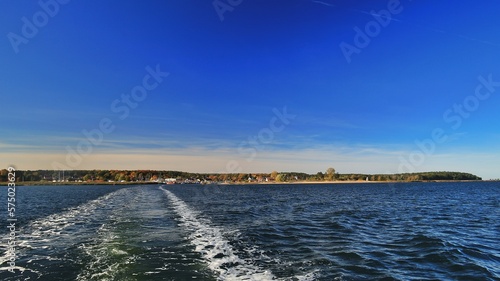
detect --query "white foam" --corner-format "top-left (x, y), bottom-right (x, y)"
top-left (76, 231), bottom-right (137, 281)
top-left (161, 186), bottom-right (277, 281)
top-left (0, 265), bottom-right (27, 273)
top-left (0, 188), bottom-right (128, 271)
top-left (294, 270), bottom-right (321, 281)
top-left (75, 189), bottom-right (139, 281)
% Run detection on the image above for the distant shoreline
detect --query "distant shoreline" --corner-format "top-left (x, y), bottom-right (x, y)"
top-left (221, 180), bottom-right (489, 185)
top-left (1, 179), bottom-right (492, 187)
top-left (1, 170), bottom-right (483, 185)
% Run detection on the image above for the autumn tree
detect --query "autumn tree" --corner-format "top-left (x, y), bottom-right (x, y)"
top-left (0, 169), bottom-right (7, 182)
top-left (275, 173), bottom-right (286, 182)
top-left (325, 167), bottom-right (336, 181)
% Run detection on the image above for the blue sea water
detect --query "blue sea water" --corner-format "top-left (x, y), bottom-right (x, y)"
top-left (0, 182), bottom-right (498, 280)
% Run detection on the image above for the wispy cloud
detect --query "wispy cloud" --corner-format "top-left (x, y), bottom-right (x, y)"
top-left (2, 147), bottom-right (497, 178)
top-left (308, 0), bottom-right (402, 23)
top-left (310, 0), bottom-right (335, 8)
top-left (2, 142), bottom-right (498, 179)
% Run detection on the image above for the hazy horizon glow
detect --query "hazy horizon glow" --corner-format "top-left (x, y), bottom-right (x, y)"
top-left (1, 0), bottom-right (499, 179)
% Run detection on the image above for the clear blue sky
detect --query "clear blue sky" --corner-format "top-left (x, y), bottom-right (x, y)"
top-left (1, 0), bottom-right (499, 179)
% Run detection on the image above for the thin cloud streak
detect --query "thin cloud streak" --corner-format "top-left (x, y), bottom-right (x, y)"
top-left (2, 146), bottom-right (497, 179)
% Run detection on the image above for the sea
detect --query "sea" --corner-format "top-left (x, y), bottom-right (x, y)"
top-left (0, 182), bottom-right (498, 280)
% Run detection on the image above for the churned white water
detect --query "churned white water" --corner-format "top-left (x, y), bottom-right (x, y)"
top-left (161, 186), bottom-right (278, 281)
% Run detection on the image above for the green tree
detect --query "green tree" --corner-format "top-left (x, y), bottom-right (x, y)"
top-left (0, 169), bottom-right (7, 182)
top-left (276, 173), bottom-right (286, 182)
top-left (325, 167), bottom-right (336, 181)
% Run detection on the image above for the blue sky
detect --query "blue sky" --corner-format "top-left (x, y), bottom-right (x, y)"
top-left (1, 0), bottom-right (499, 179)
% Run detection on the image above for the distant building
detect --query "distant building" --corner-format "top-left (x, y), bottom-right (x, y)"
top-left (165, 178), bottom-right (177, 184)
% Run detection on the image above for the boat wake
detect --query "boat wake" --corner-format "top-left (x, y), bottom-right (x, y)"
top-left (75, 189), bottom-right (140, 281)
top-left (0, 188), bottom-right (128, 280)
top-left (161, 186), bottom-right (277, 280)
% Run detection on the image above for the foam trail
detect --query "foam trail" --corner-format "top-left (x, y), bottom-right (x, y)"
top-left (75, 223), bottom-right (138, 281)
top-left (0, 188), bottom-right (128, 275)
top-left (75, 189), bottom-right (139, 281)
top-left (161, 186), bottom-right (277, 281)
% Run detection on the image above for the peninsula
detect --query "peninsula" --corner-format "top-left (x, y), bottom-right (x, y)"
top-left (0, 169), bottom-right (482, 186)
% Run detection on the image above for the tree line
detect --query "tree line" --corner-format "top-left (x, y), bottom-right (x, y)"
top-left (0, 168), bottom-right (482, 183)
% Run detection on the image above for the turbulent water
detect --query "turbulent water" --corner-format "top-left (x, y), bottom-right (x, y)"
top-left (0, 182), bottom-right (498, 280)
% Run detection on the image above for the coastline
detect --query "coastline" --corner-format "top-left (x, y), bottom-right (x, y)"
top-left (2, 170), bottom-right (483, 186)
top-left (2, 179), bottom-right (490, 187)
top-left (222, 179), bottom-right (487, 185)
